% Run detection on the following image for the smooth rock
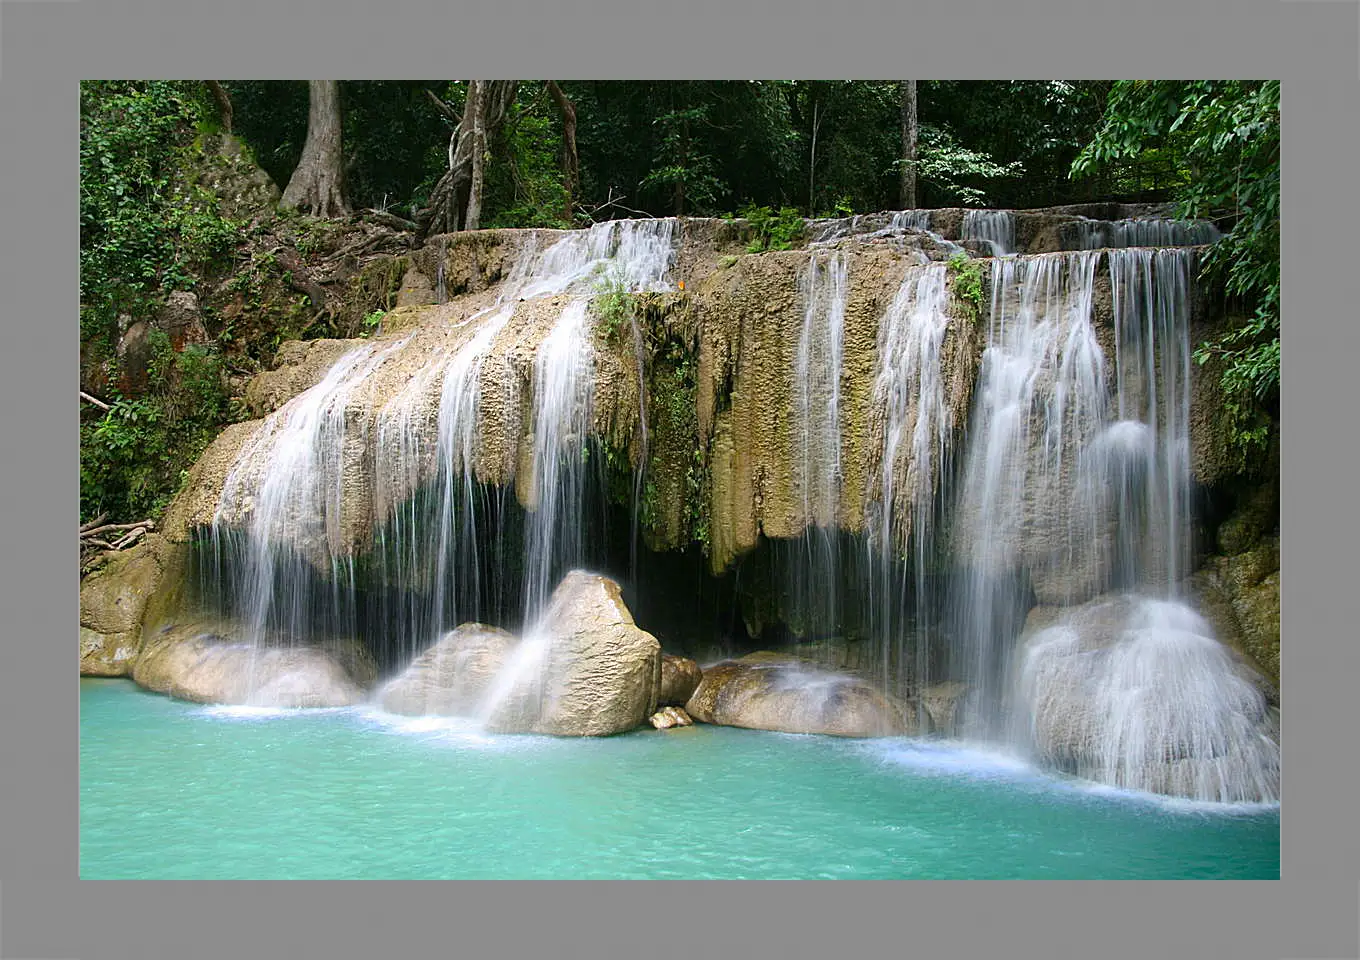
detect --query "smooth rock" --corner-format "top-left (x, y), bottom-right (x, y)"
top-left (377, 623), bottom-right (517, 716)
top-left (132, 620), bottom-right (377, 707)
top-left (658, 653), bottom-right (702, 706)
top-left (685, 653), bottom-right (914, 737)
top-left (483, 571), bottom-right (662, 736)
top-left (649, 706), bottom-right (693, 729)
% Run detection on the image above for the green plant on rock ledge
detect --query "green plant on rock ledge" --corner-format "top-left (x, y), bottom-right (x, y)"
top-left (740, 204), bottom-right (805, 253)
top-left (591, 269), bottom-right (638, 344)
top-left (946, 252), bottom-right (985, 323)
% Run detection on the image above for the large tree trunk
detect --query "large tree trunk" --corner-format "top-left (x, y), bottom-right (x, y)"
top-left (281, 81), bottom-right (351, 219)
top-left (420, 81), bottom-right (519, 238)
top-left (546, 81), bottom-right (579, 221)
top-left (464, 81), bottom-right (487, 231)
top-left (899, 80), bottom-right (918, 209)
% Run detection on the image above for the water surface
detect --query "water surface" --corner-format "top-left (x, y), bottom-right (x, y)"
top-left (80, 679), bottom-right (1279, 879)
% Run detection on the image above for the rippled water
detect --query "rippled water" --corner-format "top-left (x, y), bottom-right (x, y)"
top-left (79, 679), bottom-right (1279, 879)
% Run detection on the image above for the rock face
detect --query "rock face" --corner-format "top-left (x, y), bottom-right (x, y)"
top-left (79, 536), bottom-right (175, 677)
top-left (1014, 593), bottom-right (1279, 803)
top-left (658, 654), bottom-right (702, 706)
top-left (132, 621), bottom-right (377, 707)
top-left (919, 681), bottom-right (968, 737)
top-left (377, 623), bottom-right (517, 716)
top-left (684, 653), bottom-right (915, 737)
top-left (1183, 535), bottom-right (1280, 689)
top-left (483, 571), bottom-right (662, 736)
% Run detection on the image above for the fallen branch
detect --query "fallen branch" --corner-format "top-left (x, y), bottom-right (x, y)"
top-left (112, 527), bottom-right (146, 550)
top-left (361, 208), bottom-right (418, 232)
top-left (80, 391), bottom-right (111, 411)
top-left (80, 519), bottom-right (155, 539)
top-left (79, 513), bottom-right (109, 534)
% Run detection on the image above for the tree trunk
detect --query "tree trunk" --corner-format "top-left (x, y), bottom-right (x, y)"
top-left (281, 81), bottom-right (351, 219)
top-left (808, 99), bottom-right (820, 214)
top-left (420, 81), bottom-right (519, 238)
top-left (464, 81), bottom-right (487, 231)
top-left (205, 81), bottom-right (233, 134)
top-left (546, 81), bottom-right (579, 221)
top-left (899, 80), bottom-right (918, 209)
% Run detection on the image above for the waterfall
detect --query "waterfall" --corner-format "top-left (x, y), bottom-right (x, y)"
top-left (1071, 217), bottom-right (1220, 250)
top-left (205, 218), bottom-right (679, 700)
top-left (962, 210), bottom-right (1015, 256)
top-left (522, 298), bottom-right (595, 621)
top-left (788, 250), bottom-right (848, 645)
top-left (864, 261), bottom-right (954, 719)
top-left (949, 251), bottom-right (1105, 737)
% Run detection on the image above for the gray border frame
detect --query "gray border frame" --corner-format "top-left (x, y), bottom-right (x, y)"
top-left (5, 0), bottom-right (1354, 956)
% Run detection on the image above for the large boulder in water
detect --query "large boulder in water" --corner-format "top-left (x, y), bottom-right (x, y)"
top-left (377, 623), bottom-right (517, 716)
top-left (483, 571), bottom-right (662, 736)
top-left (658, 653), bottom-right (702, 706)
top-left (132, 620), bottom-right (377, 707)
top-left (1014, 593), bottom-right (1280, 803)
top-left (684, 653), bottom-right (916, 738)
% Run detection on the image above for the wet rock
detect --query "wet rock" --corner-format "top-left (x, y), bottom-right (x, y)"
top-left (658, 653), bottom-right (702, 706)
top-left (483, 571), bottom-right (662, 736)
top-left (685, 653), bottom-right (914, 737)
top-left (377, 623), bottom-right (517, 716)
top-left (131, 620), bottom-right (377, 707)
top-left (1014, 593), bottom-right (1279, 802)
top-left (649, 706), bottom-right (693, 729)
top-left (919, 681), bottom-right (968, 737)
top-left (396, 267), bottom-right (437, 306)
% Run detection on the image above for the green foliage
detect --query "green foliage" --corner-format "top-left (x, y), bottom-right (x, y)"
top-left (640, 105), bottom-right (726, 215)
top-left (362, 310), bottom-right (386, 335)
top-left (591, 269), bottom-right (638, 343)
top-left (1073, 80), bottom-right (1280, 465)
top-left (484, 90), bottom-right (573, 229)
top-left (80, 332), bottom-right (232, 523)
top-left (900, 124), bottom-right (1025, 207)
top-left (80, 81), bottom-right (243, 349)
top-left (740, 204), bottom-right (805, 252)
top-left (946, 253), bottom-right (986, 321)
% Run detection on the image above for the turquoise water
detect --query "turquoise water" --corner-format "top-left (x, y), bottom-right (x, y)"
top-left (79, 678), bottom-right (1280, 879)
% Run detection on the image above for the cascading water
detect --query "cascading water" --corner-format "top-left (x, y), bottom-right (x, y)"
top-left (947, 251), bottom-right (1105, 738)
top-left (962, 210), bottom-right (1015, 256)
top-left (1072, 217), bottom-right (1220, 250)
top-left (864, 261), bottom-right (955, 721)
top-left (980, 245), bottom-right (1279, 802)
top-left (789, 250), bottom-right (848, 645)
top-left (203, 217), bottom-right (678, 708)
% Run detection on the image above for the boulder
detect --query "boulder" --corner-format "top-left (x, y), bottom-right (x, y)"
top-left (79, 535), bottom-right (174, 677)
top-left (649, 706), bottom-right (694, 729)
top-left (658, 653), bottom-right (702, 706)
top-left (377, 623), bottom-right (517, 716)
top-left (684, 653), bottom-right (915, 738)
top-left (482, 571), bottom-right (662, 736)
top-left (132, 620), bottom-right (377, 707)
top-left (1014, 593), bottom-right (1279, 803)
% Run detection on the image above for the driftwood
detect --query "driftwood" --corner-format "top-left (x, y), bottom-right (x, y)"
top-left (80, 518), bottom-right (155, 570)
